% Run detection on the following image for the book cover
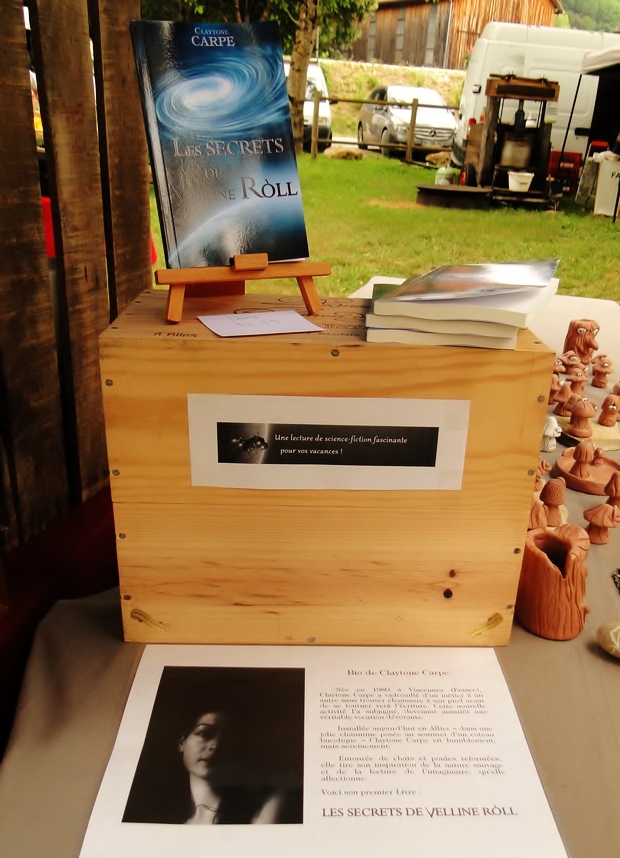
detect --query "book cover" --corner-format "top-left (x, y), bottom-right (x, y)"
top-left (77, 644), bottom-right (567, 858)
top-left (131, 20), bottom-right (309, 268)
top-left (384, 259), bottom-right (559, 301)
top-left (366, 327), bottom-right (519, 350)
top-left (371, 278), bottom-right (560, 328)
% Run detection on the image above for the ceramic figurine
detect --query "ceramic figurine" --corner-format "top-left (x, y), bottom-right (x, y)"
top-left (583, 502), bottom-right (620, 544)
top-left (568, 438), bottom-right (595, 478)
top-left (567, 395), bottom-right (596, 438)
top-left (534, 458), bottom-right (552, 491)
top-left (605, 472), bottom-right (620, 507)
top-left (552, 381), bottom-right (575, 417)
top-left (548, 371), bottom-right (562, 404)
top-left (553, 441), bottom-right (620, 495)
top-left (591, 354), bottom-right (613, 388)
top-left (529, 497), bottom-right (548, 530)
top-left (566, 367), bottom-right (588, 395)
top-left (562, 319), bottom-right (600, 367)
top-left (540, 476), bottom-right (566, 527)
top-left (597, 394), bottom-right (620, 428)
top-left (559, 350), bottom-right (586, 374)
top-left (516, 524), bottom-right (590, 641)
top-left (613, 381), bottom-right (620, 396)
top-left (541, 414), bottom-right (561, 452)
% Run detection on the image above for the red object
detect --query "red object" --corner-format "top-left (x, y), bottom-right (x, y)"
top-left (41, 196), bottom-right (55, 259)
top-left (589, 140), bottom-right (608, 156)
top-left (548, 151), bottom-right (582, 196)
top-left (41, 196), bottom-right (157, 264)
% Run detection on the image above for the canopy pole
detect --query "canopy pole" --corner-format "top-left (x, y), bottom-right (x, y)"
top-left (557, 74), bottom-right (582, 179)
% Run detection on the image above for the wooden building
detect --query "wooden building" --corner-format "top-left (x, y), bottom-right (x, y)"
top-left (350, 0), bottom-right (564, 70)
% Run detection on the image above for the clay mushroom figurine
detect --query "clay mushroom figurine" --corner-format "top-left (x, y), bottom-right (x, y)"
top-left (559, 350), bottom-right (586, 374)
top-left (583, 503), bottom-right (620, 544)
top-left (552, 380), bottom-right (575, 417)
top-left (548, 371), bottom-right (562, 405)
top-left (569, 438), bottom-right (596, 478)
top-left (605, 472), bottom-right (620, 508)
top-left (591, 354), bottom-right (613, 388)
top-left (597, 394), bottom-right (620, 428)
top-left (566, 367), bottom-right (588, 395)
top-left (568, 396), bottom-right (596, 439)
top-left (540, 476), bottom-right (566, 527)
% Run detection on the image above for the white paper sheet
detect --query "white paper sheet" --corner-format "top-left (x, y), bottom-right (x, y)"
top-left (198, 310), bottom-right (324, 337)
top-left (79, 645), bottom-right (566, 858)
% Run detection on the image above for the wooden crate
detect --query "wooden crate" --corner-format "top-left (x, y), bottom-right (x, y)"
top-left (99, 289), bottom-right (554, 646)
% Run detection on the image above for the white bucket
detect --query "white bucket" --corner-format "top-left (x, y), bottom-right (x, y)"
top-left (508, 171), bottom-right (534, 193)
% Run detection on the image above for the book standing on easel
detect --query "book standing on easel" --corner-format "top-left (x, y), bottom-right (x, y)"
top-left (131, 20), bottom-right (309, 268)
top-left (365, 260), bottom-right (560, 349)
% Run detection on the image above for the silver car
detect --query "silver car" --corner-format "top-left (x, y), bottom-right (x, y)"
top-left (357, 85), bottom-right (457, 157)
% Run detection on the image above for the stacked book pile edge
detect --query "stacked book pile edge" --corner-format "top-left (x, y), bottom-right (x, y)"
top-left (365, 260), bottom-right (560, 350)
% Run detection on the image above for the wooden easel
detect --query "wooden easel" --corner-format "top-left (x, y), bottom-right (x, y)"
top-left (156, 253), bottom-right (330, 323)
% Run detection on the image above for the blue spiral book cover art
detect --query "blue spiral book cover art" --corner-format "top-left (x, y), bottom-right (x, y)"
top-left (131, 20), bottom-right (309, 268)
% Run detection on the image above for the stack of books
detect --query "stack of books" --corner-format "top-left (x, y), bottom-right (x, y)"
top-left (365, 260), bottom-right (560, 349)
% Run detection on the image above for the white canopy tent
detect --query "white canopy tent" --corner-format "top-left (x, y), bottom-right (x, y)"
top-left (559, 44), bottom-right (620, 220)
top-left (581, 45), bottom-right (620, 77)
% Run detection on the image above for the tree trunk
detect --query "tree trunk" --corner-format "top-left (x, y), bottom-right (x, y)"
top-left (287, 1), bottom-right (319, 154)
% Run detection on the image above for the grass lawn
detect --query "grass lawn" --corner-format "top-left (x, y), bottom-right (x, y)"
top-left (150, 151), bottom-right (620, 302)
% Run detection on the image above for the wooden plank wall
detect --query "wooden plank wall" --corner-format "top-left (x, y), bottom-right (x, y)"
top-left (0, 0), bottom-right (151, 557)
top-left (351, 0), bottom-right (558, 70)
top-left (449, 0), bottom-right (557, 69)
top-left (0, 0), bottom-right (152, 755)
top-left (0, 0), bottom-right (153, 613)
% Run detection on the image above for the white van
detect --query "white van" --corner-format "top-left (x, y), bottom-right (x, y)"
top-left (452, 22), bottom-right (620, 167)
top-left (283, 61), bottom-right (332, 152)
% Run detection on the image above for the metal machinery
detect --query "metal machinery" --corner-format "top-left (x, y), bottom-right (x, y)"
top-left (466, 75), bottom-right (561, 206)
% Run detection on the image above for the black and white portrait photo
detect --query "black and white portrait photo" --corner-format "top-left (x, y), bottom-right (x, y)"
top-left (122, 665), bottom-right (305, 825)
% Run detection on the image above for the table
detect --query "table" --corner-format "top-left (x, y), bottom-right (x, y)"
top-left (1, 295), bottom-right (619, 858)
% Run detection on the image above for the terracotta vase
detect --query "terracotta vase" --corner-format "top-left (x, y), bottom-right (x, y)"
top-left (515, 524), bottom-right (590, 641)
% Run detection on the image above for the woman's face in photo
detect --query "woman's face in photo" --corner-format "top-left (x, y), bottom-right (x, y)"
top-left (179, 712), bottom-right (222, 778)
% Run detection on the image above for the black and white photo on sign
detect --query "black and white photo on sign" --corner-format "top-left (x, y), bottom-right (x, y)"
top-left (122, 666), bottom-right (305, 825)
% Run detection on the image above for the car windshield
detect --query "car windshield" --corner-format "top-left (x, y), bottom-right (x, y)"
top-left (305, 79), bottom-right (321, 99)
top-left (388, 87), bottom-right (445, 107)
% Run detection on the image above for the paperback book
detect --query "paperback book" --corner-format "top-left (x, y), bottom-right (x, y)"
top-left (131, 20), bottom-right (309, 268)
top-left (364, 312), bottom-right (518, 338)
top-left (365, 326), bottom-right (519, 350)
top-left (384, 259), bottom-right (559, 301)
top-left (369, 277), bottom-right (560, 329)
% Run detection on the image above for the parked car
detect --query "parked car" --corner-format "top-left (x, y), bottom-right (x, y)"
top-left (284, 60), bottom-right (332, 152)
top-left (357, 85), bottom-right (457, 156)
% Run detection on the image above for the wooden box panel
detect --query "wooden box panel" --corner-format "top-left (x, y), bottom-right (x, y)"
top-left (99, 289), bottom-right (554, 646)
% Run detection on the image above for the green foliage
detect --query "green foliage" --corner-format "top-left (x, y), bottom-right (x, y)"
top-left (140, 0), bottom-right (379, 56)
top-left (560, 0), bottom-right (620, 32)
